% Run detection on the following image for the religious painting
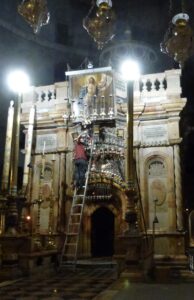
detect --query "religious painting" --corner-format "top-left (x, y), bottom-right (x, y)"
top-left (67, 68), bottom-right (114, 121)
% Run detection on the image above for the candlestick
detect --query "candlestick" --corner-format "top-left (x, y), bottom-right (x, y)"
top-left (41, 155), bottom-right (45, 178)
top-left (1, 100), bottom-right (14, 191)
top-left (22, 105), bottom-right (35, 190)
top-left (43, 141), bottom-right (46, 155)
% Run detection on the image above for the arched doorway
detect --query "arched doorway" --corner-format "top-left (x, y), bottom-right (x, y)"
top-left (91, 207), bottom-right (114, 257)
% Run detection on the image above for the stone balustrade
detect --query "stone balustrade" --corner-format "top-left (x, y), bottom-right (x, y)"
top-left (21, 69), bottom-right (182, 122)
top-left (134, 69), bottom-right (182, 104)
top-left (35, 85), bottom-right (56, 104)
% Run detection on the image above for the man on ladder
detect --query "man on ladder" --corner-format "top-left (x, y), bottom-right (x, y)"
top-left (73, 133), bottom-right (91, 189)
top-left (59, 131), bottom-right (93, 269)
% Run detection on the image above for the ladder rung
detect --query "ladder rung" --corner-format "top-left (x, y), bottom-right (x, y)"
top-left (66, 232), bottom-right (78, 236)
top-left (72, 204), bottom-right (83, 207)
top-left (61, 260), bottom-right (76, 265)
top-left (66, 243), bottom-right (77, 246)
top-left (61, 257), bottom-right (77, 261)
top-left (73, 202), bottom-right (83, 206)
top-left (71, 213), bottom-right (81, 216)
top-left (69, 222), bottom-right (80, 226)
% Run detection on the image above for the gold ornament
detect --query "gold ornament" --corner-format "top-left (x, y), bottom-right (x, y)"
top-left (18, 0), bottom-right (50, 34)
top-left (161, 13), bottom-right (194, 68)
top-left (83, 1), bottom-right (116, 50)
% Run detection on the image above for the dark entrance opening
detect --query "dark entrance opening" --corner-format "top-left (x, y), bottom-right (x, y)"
top-left (91, 207), bottom-right (114, 257)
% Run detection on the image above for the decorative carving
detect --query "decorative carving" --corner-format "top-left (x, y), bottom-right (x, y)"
top-left (148, 160), bottom-right (166, 177)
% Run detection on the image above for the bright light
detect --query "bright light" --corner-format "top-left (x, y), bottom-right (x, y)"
top-left (7, 70), bottom-right (30, 93)
top-left (120, 59), bottom-right (140, 81)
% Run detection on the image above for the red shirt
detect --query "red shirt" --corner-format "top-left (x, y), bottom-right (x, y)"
top-left (74, 142), bottom-right (87, 160)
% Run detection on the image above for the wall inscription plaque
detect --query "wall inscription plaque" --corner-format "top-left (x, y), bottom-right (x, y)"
top-left (142, 125), bottom-right (168, 143)
top-left (36, 134), bottom-right (57, 153)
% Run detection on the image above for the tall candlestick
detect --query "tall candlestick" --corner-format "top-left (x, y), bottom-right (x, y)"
top-left (1, 101), bottom-right (14, 192)
top-left (41, 155), bottom-right (45, 178)
top-left (22, 105), bottom-right (35, 190)
top-left (43, 141), bottom-right (46, 155)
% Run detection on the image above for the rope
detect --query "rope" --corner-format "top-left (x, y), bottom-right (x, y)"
top-left (181, 0), bottom-right (186, 12)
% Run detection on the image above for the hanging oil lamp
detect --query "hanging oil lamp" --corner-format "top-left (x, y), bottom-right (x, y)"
top-left (160, 12), bottom-right (194, 68)
top-left (83, 0), bottom-right (116, 50)
top-left (18, 0), bottom-right (50, 34)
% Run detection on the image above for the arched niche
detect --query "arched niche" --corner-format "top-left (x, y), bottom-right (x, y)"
top-left (146, 157), bottom-right (168, 231)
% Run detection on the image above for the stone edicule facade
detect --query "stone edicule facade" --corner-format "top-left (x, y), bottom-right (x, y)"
top-left (18, 68), bottom-right (186, 260)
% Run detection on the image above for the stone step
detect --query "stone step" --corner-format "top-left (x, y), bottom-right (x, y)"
top-left (75, 259), bottom-right (118, 269)
top-left (170, 268), bottom-right (194, 282)
top-left (120, 269), bottom-right (145, 282)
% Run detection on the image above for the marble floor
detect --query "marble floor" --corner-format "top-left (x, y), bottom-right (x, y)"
top-left (0, 267), bottom-right (116, 300)
top-left (94, 278), bottom-right (194, 300)
top-left (1, 266), bottom-right (194, 300)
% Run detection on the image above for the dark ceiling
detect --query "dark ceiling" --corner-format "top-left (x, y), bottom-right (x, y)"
top-left (0, 0), bottom-right (193, 85)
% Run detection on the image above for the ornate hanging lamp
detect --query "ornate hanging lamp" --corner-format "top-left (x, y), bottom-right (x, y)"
top-left (160, 0), bottom-right (194, 68)
top-left (83, 0), bottom-right (116, 50)
top-left (18, 0), bottom-right (50, 34)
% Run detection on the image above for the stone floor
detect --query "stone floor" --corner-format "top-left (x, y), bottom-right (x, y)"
top-left (0, 268), bottom-right (116, 300)
top-left (94, 278), bottom-right (194, 300)
top-left (1, 266), bottom-right (194, 300)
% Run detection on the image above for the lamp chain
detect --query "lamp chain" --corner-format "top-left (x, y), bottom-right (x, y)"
top-left (169, 0), bottom-right (173, 16)
top-left (181, 0), bottom-right (186, 12)
top-left (85, 0), bottom-right (96, 20)
top-left (169, 0), bottom-right (186, 16)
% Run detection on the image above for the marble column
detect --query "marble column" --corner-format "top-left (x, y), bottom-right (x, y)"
top-left (22, 105), bottom-right (35, 192)
top-left (57, 153), bottom-right (66, 232)
top-left (173, 144), bottom-right (183, 230)
top-left (10, 94), bottom-right (22, 196)
top-left (1, 101), bottom-right (14, 192)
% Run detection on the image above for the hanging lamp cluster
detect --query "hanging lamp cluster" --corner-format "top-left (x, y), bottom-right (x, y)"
top-left (18, 0), bottom-right (50, 34)
top-left (83, 0), bottom-right (116, 50)
top-left (17, 0), bottom-right (194, 64)
top-left (160, 0), bottom-right (194, 68)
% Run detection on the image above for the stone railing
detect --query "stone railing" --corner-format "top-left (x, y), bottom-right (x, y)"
top-left (21, 82), bottom-right (69, 114)
top-left (35, 85), bottom-right (56, 102)
top-left (134, 69), bottom-right (182, 104)
top-left (21, 69), bottom-right (182, 116)
top-left (34, 85), bottom-right (56, 111)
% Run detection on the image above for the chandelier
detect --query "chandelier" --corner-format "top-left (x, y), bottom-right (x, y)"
top-left (161, 10), bottom-right (194, 68)
top-left (83, 0), bottom-right (116, 50)
top-left (18, 0), bottom-right (50, 34)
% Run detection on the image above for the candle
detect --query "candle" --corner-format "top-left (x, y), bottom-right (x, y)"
top-left (43, 141), bottom-right (46, 155)
top-left (52, 154), bottom-right (55, 161)
top-left (41, 155), bottom-right (45, 177)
